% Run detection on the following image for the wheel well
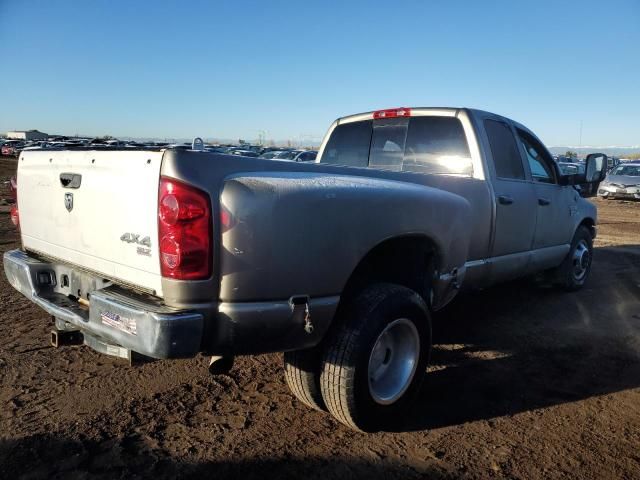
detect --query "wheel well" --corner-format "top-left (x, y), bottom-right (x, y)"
top-left (339, 236), bottom-right (439, 308)
top-left (579, 217), bottom-right (596, 238)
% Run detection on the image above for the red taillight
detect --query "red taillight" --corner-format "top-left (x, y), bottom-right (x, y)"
top-left (373, 107), bottom-right (412, 119)
top-left (158, 177), bottom-right (212, 280)
top-left (10, 174), bottom-right (19, 230)
top-left (10, 205), bottom-right (19, 229)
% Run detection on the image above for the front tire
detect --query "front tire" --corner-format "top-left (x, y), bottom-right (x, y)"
top-left (319, 283), bottom-right (431, 432)
top-left (555, 226), bottom-right (594, 291)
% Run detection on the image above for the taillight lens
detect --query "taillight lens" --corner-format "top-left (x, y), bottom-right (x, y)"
top-left (373, 107), bottom-right (412, 119)
top-left (10, 174), bottom-right (19, 230)
top-left (158, 177), bottom-right (212, 280)
top-left (10, 205), bottom-right (19, 229)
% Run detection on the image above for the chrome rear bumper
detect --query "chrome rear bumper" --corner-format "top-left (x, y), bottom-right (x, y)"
top-left (3, 249), bottom-right (204, 359)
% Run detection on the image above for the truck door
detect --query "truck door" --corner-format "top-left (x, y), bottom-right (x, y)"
top-left (483, 119), bottom-right (537, 279)
top-left (515, 127), bottom-right (576, 254)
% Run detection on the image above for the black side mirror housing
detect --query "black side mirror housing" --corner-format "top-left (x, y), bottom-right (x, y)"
top-left (557, 153), bottom-right (608, 197)
top-left (584, 153), bottom-right (608, 183)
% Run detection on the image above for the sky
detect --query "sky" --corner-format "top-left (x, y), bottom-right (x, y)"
top-left (0, 0), bottom-right (638, 146)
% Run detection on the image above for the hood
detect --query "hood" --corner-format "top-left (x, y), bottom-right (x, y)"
top-left (605, 174), bottom-right (640, 186)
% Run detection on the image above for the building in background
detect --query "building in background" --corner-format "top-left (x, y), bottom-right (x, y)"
top-left (7, 130), bottom-right (48, 141)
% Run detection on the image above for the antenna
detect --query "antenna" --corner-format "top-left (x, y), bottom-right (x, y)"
top-left (579, 120), bottom-right (583, 149)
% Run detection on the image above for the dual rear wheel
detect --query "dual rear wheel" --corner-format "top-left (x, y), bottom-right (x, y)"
top-left (285, 226), bottom-right (594, 431)
top-left (284, 283), bottom-right (431, 432)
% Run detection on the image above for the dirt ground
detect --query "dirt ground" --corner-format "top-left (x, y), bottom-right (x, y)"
top-left (0, 156), bottom-right (639, 479)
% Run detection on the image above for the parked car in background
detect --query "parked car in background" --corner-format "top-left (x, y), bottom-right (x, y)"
top-left (597, 162), bottom-right (640, 200)
top-left (555, 155), bottom-right (578, 164)
top-left (165, 143), bottom-right (193, 151)
top-left (557, 161), bottom-right (585, 176)
top-left (293, 150), bottom-right (318, 162)
top-left (607, 156), bottom-right (621, 171)
top-left (259, 150), bottom-right (280, 159)
top-left (22, 141), bottom-right (53, 151)
top-left (259, 149), bottom-right (290, 159)
top-left (273, 149), bottom-right (304, 160)
top-left (1, 140), bottom-right (24, 156)
top-left (230, 149), bottom-right (260, 157)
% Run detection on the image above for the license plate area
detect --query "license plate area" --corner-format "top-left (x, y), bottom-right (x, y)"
top-left (27, 251), bottom-right (113, 301)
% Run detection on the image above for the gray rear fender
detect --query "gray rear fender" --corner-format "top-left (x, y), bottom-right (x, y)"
top-left (219, 172), bottom-right (472, 308)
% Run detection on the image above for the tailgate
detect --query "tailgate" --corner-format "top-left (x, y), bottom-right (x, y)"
top-left (18, 150), bottom-right (165, 296)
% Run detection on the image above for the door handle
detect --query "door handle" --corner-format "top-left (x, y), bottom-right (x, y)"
top-left (498, 195), bottom-right (514, 205)
top-left (538, 198), bottom-right (551, 206)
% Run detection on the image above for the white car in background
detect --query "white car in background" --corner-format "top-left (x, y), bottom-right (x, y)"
top-left (597, 162), bottom-right (640, 200)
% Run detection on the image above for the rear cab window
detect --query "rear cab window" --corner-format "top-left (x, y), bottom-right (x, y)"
top-left (321, 120), bottom-right (372, 167)
top-left (320, 115), bottom-right (473, 176)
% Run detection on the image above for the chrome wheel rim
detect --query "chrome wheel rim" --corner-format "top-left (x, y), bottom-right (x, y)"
top-left (572, 240), bottom-right (591, 282)
top-left (368, 318), bottom-right (420, 405)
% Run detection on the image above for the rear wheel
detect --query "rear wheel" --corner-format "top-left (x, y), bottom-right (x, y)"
top-left (284, 347), bottom-right (325, 411)
top-left (319, 283), bottom-right (431, 432)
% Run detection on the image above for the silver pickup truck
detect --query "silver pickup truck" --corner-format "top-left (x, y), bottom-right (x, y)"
top-left (4, 107), bottom-right (607, 431)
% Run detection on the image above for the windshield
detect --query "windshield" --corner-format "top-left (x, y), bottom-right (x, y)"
top-left (612, 165), bottom-right (640, 176)
top-left (320, 116), bottom-right (473, 176)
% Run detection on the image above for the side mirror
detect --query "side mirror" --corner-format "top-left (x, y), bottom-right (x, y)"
top-left (556, 153), bottom-right (609, 197)
top-left (585, 153), bottom-right (607, 182)
top-left (560, 153), bottom-right (607, 197)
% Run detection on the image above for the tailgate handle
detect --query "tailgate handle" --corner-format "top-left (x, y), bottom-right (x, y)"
top-left (60, 173), bottom-right (82, 189)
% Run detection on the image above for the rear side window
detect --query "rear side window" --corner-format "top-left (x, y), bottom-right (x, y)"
top-left (321, 120), bottom-right (372, 167)
top-left (321, 116), bottom-right (472, 176)
top-left (484, 119), bottom-right (525, 180)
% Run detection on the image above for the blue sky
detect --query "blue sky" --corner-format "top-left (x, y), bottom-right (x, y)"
top-left (0, 0), bottom-right (638, 146)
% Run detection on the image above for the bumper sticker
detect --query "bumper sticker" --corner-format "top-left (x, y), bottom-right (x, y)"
top-left (101, 311), bottom-right (137, 335)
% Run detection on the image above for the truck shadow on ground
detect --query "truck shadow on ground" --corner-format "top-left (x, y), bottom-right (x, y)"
top-left (0, 435), bottom-right (453, 480)
top-left (398, 245), bottom-right (640, 432)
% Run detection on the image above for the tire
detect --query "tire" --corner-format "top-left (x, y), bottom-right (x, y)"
top-left (554, 226), bottom-right (594, 291)
top-left (284, 347), bottom-right (325, 412)
top-left (319, 283), bottom-right (431, 432)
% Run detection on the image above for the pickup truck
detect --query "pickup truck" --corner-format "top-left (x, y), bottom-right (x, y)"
top-left (4, 107), bottom-right (607, 432)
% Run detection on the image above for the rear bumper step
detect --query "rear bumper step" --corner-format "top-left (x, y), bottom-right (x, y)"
top-left (4, 249), bottom-right (204, 359)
